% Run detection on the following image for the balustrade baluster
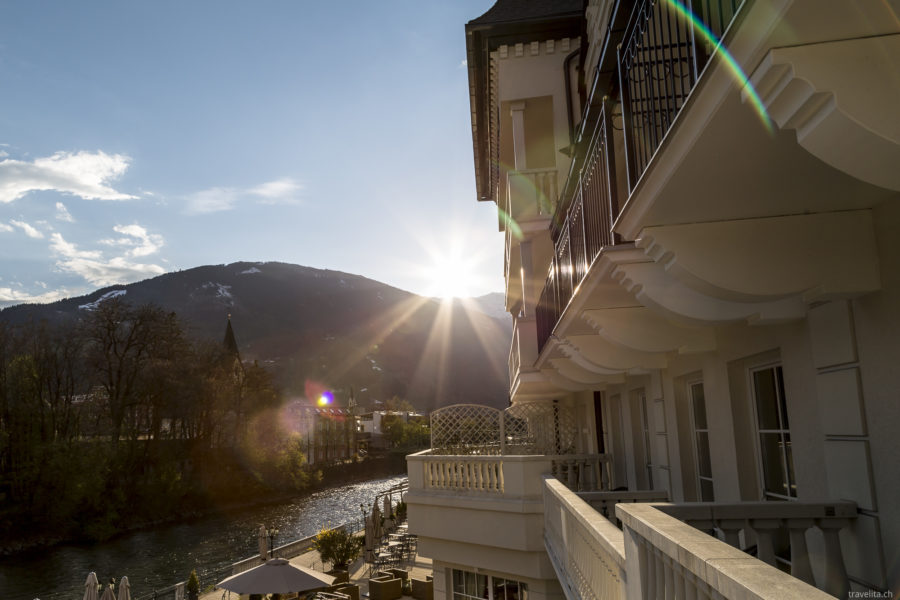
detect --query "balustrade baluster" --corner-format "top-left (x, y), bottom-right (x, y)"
top-left (786, 518), bottom-right (815, 586)
top-left (645, 540), bottom-right (657, 600)
top-left (749, 518), bottom-right (781, 566)
top-left (818, 518), bottom-right (851, 598)
top-left (654, 548), bottom-right (665, 600)
top-left (717, 519), bottom-right (744, 548)
top-left (567, 459), bottom-right (578, 489)
top-left (683, 572), bottom-right (698, 600)
top-left (663, 555), bottom-right (675, 600)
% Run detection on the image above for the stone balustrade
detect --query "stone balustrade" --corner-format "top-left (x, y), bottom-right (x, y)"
top-left (408, 450), bottom-right (612, 497)
top-left (617, 502), bottom-right (854, 599)
top-left (549, 454), bottom-right (612, 492)
top-left (420, 454), bottom-right (506, 493)
top-left (544, 476), bottom-right (627, 600)
top-left (577, 489), bottom-right (670, 526)
top-left (656, 501), bottom-right (857, 597)
top-left (541, 474), bottom-right (857, 599)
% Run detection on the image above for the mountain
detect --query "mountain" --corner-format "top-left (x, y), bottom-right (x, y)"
top-left (467, 292), bottom-right (509, 321)
top-left (0, 262), bottom-right (512, 412)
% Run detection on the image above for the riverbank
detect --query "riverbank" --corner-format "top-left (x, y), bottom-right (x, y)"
top-left (2, 474), bottom-right (410, 600)
top-left (0, 452), bottom-right (409, 557)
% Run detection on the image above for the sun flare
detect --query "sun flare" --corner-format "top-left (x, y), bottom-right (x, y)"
top-left (426, 250), bottom-right (476, 299)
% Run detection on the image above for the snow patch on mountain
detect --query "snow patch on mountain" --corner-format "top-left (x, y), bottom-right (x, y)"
top-left (79, 289), bottom-right (127, 311)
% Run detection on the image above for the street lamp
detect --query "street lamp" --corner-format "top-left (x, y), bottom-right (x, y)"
top-left (268, 527), bottom-right (280, 558)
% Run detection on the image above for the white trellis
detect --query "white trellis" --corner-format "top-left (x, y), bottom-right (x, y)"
top-left (504, 400), bottom-right (578, 455)
top-left (430, 401), bottom-right (577, 456)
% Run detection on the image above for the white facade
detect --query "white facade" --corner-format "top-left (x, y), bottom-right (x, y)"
top-left (407, 0), bottom-right (900, 598)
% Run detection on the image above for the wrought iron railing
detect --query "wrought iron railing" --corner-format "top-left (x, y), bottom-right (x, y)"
top-left (537, 100), bottom-right (619, 354)
top-left (619, 0), bottom-right (746, 190)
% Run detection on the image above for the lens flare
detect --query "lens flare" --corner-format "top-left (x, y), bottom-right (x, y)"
top-left (664, 0), bottom-right (773, 132)
top-left (318, 390), bottom-right (334, 406)
top-left (497, 206), bottom-right (523, 240)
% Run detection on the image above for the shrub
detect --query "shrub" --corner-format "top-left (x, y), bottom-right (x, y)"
top-left (186, 569), bottom-right (200, 600)
top-left (312, 527), bottom-right (363, 569)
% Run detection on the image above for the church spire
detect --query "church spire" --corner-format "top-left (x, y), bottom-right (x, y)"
top-left (223, 313), bottom-right (240, 360)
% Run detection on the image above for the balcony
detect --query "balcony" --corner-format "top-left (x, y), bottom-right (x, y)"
top-left (544, 476), bottom-right (859, 600)
top-left (506, 167), bottom-right (558, 228)
top-left (537, 100), bottom-right (619, 354)
top-left (618, 0), bottom-right (745, 193)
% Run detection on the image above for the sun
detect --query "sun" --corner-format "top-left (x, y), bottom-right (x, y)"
top-left (425, 248), bottom-right (477, 299)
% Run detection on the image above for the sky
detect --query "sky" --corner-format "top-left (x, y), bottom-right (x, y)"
top-left (0, 0), bottom-right (503, 308)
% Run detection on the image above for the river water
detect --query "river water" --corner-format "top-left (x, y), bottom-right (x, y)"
top-left (0, 475), bottom-right (407, 600)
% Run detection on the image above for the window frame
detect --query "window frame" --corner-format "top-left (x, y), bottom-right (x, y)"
top-left (687, 379), bottom-right (714, 502)
top-left (452, 569), bottom-right (528, 600)
top-left (749, 363), bottom-right (797, 501)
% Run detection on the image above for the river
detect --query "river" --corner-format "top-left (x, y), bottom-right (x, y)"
top-left (0, 475), bottom-right (407, 600)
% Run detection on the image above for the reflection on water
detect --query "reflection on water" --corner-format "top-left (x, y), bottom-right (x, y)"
top-left (0, 475), bottom-right (407, 600)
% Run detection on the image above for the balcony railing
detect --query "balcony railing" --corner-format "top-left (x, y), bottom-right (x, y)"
top-left (544, 476), bottom-right (628, 600)
top-left (507, 167), bottom-right (559, 222)
top-left (619, 0), bottom-right (747, 191)
top-left (409, 450), bottom-right (612, 496)
top-left (545, 476), bottom-right (857, 600)
top-left (578, 489), bottom-right (670, 527)
top-left (537, 100), bottom-right (619, 353)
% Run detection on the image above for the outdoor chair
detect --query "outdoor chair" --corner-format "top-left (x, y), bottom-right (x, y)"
top-left (368, 573), bottom-right (402, 600)
top-left (330, 584), bottom-right (360, 600)
top-left (411, 576), bottom-right (433, 600)
top-left (384, 568), bottom-right (409, 582)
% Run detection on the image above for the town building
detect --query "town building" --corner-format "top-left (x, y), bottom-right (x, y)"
top-left (358, 410), bottom-right (428, 451)
top-left (283, 401), bottom-right (355, 465)
top-left (406, 0), bottom-right (900, 598)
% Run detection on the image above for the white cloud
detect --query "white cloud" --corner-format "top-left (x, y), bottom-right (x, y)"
top-left (10, 219), bottom-right (44, 239)
top-left (185, 177), bottom-right (303, 214)
top-left (248, 177), bottom-right (304, 204)
top-left (459, 59), bottom-right (468, 68)
top-left (50, 231), bottom-right (166, 287)
top-left (0, 150), bottom-right (8, 158)
top-left (0, 285), bottom-right (71, 306)
top-left (55, 201), bottom-right (75, 222)
top-left (0, 222), bottom-right (12, 232)
top-left (0, 150), bottom-right (136, 203)
top-left (185, 186), bottom-right (239, 215)
top-left (99, 224), bottom-right (164, 257)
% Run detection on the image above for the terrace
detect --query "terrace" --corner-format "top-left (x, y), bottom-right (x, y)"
top-left (406, 404), bottom-right (858, 599)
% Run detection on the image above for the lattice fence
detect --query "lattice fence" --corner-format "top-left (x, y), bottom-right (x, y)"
top-left (430, 404), bottom-right (502, 455)
top-left (504, 400), bottom-right (577, 455)
top-left (430, 401), bottom-right (577, 456)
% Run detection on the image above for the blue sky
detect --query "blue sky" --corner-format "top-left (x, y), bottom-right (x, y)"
top-left (0, 1), bottom-right (502, 307)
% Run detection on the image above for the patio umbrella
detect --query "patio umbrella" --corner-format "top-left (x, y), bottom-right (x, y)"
top-left (216, 558), bottom-right (335, 594)
top-left (364, 513), bottom-right (376, 562)
top-left (372, 500), bottom-right (382, 541)
top-left (258, 524), bottom-right (268, 561)
top-left (117, 577), bottom-right (131, 600)
top-left (83, 572), bottom-right (100, 600)
top-left (383, 495), bottom-right (394, 530)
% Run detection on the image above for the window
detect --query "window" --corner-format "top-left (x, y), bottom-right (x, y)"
top-left (453, 570), bottom-right (528, 600)
top-left (688, 381), bottom-right (714, 501)
top-left (752, 365), bottom-right (796, 500)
